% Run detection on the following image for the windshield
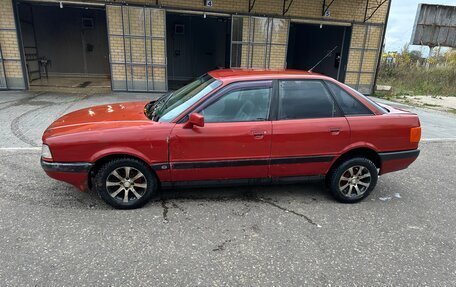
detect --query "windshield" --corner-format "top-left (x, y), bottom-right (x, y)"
top-left (150, 74), bottom-right (221, 122)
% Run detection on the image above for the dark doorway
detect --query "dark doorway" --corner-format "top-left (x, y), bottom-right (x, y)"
top-left (16, 2), bottom-right (111, 91)
top-left (287, 23), bottom-right (351, 82)
top-left (166, 12), bottom-right (231, 90)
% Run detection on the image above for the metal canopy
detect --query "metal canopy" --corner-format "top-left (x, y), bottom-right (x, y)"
top-left (279, 0), bottom-right (387, 21)
top-left (282, 0), bottom-right (295, 15)
top-left (248, 0), bottom-right (257, 12)
top-left (363, 0), bottom-right (388, 22)
top-left (322, 0), bottom-right (336, 16)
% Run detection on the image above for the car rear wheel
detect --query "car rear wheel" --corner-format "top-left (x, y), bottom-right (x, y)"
top-left (328, 157), bottom-right (378, 203)
top-left (94, 158), bottom-right (157, 209)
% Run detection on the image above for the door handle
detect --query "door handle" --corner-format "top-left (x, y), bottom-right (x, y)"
top-left (329, 127), bottom-right (341, 135)
top-left (250, 130), bottom-right (267, 139)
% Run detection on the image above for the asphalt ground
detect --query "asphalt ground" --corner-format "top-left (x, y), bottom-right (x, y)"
top-left (0, 91), bottom-right (456, 286)
top-left (0, 142), bottom-right (455, 286)
top-left (0, 91), bottom-right (157, 148)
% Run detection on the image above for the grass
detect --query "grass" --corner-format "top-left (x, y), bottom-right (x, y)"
top-left (377, 65), bottom-right (456, 97)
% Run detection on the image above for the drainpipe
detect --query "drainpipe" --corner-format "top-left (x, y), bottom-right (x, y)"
top-left (372, 0), bottom-right (392, 95)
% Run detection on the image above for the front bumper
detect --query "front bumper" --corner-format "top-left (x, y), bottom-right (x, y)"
top-left (41, 159), bottom-right (93, 191)
top-left (379, 149), bottom-right (420, 175)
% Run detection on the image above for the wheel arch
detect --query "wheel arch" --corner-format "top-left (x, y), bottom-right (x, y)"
top-left (88, 153), bottom-right (160, 190)
top-left (327, 147), bottom-right (381, 175)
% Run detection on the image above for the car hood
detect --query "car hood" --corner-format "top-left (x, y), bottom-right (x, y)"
top-left (47, 101), bottom-right (150, 130)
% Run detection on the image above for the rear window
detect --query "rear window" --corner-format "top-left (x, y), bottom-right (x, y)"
top-left (344, 84), bottom-right (388, 114)
top-left (326, 81), bottom-right (373, 116)
top-left (278, 80), bottom-right (339, 120)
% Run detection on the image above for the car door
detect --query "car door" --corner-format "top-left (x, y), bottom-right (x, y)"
top-left (169, 81), bottom-right (273, 182)
top-left (270, 79), bottom-right (350, 177)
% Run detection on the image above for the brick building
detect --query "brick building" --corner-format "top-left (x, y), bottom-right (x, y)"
top-left (0, 0), bottom-right (391, 94)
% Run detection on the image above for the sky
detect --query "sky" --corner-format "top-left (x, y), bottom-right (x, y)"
top-left (384, 0), bottom-right (455, 53)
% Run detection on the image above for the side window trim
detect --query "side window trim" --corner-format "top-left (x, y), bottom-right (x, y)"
top-left (269, 79), bottom-right (279, 121)
top-left (323, 80), bottom-right (374, 116)
top-left (321, 80), bottom-right (345, 117)
top-left (277, 79), bottom-right (343, 121)
top-left (177, 80), bottom-right (273, 124)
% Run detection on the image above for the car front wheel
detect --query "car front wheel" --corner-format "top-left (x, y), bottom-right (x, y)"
top-left (328, 157), bottom-right (378, 203)
top-left (94, 158), bottom-right (158, 209)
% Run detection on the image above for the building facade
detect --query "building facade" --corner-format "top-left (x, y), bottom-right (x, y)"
top-left (0, 0), bottom-right (390, 94)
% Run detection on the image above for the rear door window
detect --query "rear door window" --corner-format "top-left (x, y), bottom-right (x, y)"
top-left (278, 80), bottom-right (339, 120)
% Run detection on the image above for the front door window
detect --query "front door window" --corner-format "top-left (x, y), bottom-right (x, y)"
top-left (201, 87), bottom-right (272, 122)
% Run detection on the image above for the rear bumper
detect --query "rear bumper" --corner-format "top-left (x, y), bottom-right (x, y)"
top-left (41, 159), bottom-right (93, 191)
top-left (41, 160), bottom-right (93, 172)
top-left (379, 149), bottom-right (420, 175)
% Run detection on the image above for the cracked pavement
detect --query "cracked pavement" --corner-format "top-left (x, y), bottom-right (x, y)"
top-left (0, 91), bottom-right (158, 148)
top-left (1, 142), bottom-right (456, 286)
top-left (1, 91), bottom-right (456, 285)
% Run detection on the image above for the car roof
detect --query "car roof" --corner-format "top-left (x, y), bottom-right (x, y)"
top-left (208, 69), bottom-right (331, 82)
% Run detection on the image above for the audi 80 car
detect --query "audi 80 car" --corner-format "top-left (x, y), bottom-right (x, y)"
top-left (41, 69), bottom-right (421, 209)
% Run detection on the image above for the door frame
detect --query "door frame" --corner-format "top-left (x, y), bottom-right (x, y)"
top-left (175, 79), bottom-right (274, 124)
top-left (14, 0), bottom-right (111, 89)
top-left (165, 10), bottom-right (232, 86)
top-left (286, 20), bottom-right (352, 82)
top-left (168, 80), bottom-right (275, 182)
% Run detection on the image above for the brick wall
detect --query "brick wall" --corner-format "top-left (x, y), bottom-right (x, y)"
top-left (133, 0), bottom-right (389, 93)
top-left (1, 0), bottom-right (389, 92)
top-left (0, 0), bottom-right (25, 89)
top-left (232, 16), bottom-right (289, 69)
top-left (107, 5), bottom-right (167, 91)
top-left (345, 23), bottom-right (384, 93)
top-left (156, 0), bottom-right (389, 93)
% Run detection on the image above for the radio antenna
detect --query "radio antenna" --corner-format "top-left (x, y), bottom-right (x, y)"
top-left (309, 46), bottom-right (338, 72)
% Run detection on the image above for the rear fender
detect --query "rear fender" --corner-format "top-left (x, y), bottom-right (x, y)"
top-left (325, 142), bottom-right (380, 174)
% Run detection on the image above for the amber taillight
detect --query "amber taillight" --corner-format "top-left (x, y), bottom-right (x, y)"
top-left (410, 127), bottom-right (421, 143)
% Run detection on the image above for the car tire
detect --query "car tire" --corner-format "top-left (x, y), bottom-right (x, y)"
top-left (94, 158), bottom-right (158, 209)
top-left (328, 157), bottom-right (378, 203)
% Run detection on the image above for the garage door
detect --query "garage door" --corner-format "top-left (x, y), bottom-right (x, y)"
top-left (231, 16), bottom-right (289, 69)
top-left (107, 5), bottom-right (167, 92)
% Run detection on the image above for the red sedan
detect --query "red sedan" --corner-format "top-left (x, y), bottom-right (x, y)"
top-left (41, 69), bottom-right (421, 209)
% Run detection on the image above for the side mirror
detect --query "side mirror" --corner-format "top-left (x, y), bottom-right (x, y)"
top-left (183, 113), bottom-right (204, 129)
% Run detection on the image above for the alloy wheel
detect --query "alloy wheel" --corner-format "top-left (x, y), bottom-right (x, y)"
top-left (106, 166), bottom-right (148, 203)
top-left (338, 165), bottom-right (371, 197)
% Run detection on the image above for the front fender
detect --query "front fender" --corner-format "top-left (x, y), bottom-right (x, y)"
top-left (89, 146), bottom-right (171, 182)
top-left (90, 147), bottom-right (153, 165)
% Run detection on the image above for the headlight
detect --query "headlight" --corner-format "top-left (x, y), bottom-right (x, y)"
top-left (41, 144), bottom-right (53, 160)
